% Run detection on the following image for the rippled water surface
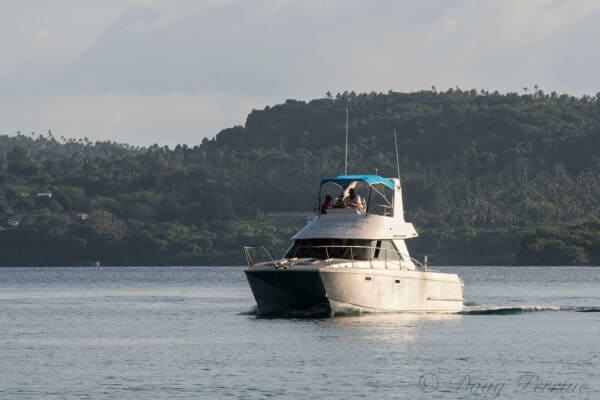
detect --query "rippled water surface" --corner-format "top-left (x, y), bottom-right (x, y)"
top-left (1, 266), bottom-right (599, 399)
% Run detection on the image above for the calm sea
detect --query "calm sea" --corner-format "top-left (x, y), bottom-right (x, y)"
top-left (1, 266), bottom-right (599, 399)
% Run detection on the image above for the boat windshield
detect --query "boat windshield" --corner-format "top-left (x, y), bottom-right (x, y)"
top-left (319, 179), bottom-right (394, 216)
top-left (285, 239), bottom-right (399, 260)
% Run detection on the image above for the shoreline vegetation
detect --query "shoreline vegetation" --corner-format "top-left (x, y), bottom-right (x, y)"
top-left (1, 89), bottom-right (599, 266)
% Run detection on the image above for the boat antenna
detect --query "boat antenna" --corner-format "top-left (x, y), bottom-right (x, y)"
top-left (394, 129), bottom-right (401, 186)
top-left (344, 103), bottom-right (349, 175)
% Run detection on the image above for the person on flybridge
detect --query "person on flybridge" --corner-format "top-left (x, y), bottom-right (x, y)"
top-left (344, 188), bottom-right (364, 212)
top-left (319, 195), bottom-right (333, 214)
top-left (333, 194), bottom-right (345, 208)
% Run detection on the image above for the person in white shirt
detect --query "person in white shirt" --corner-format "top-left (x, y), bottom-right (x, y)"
top-left (344, 188), bottom-right (364, 212)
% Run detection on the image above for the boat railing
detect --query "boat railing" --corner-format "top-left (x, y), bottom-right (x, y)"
top-left (243, 244), bottom-right (429, 271)
top-left (410, 256), bottom-right (428, 270)
top-left (243, 245), bottom-right (284, 268)
top-left (289, 245), bottom-right (424, 271)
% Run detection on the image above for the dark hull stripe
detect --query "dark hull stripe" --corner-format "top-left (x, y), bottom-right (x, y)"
top-left (244, 269), bottom-right (331, 317)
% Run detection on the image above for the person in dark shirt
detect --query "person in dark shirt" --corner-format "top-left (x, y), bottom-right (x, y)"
top-left (333, 194), bottom-right (345, 208)
top-left (320, 195), bottom-right (333, 214)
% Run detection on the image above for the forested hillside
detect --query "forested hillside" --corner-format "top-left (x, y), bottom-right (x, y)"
top-left (1, 89), bottom-right (599, 265)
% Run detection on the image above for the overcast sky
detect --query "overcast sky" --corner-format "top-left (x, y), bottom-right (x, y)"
top-left (1, 0), bottom-right (599, 146)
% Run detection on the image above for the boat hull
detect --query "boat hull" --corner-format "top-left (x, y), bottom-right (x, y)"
top-left (320, 268), bottom-right (463, 313)
top-left (244, 269), bottom-right (331, 316)
top-left (244, 266), bottom-right (464, 316)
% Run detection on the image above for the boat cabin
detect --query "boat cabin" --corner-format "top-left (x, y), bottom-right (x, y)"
top-left (243, 175), bottom-right (419, 271)
top-left (281, 175), bottom-right (419, 269)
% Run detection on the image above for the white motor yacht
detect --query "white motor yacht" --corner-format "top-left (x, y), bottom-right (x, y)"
top-left (244, 174), bottom-right (464, 316)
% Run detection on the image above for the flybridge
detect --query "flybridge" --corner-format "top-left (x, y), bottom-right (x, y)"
top-left (319, 175), bottom-right (398, 218)
top-left (299, 174), bottom-right (419, 240)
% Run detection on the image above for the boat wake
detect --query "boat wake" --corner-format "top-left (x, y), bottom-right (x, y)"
top-left (237, 305), bottom-right (258, 316)
top-left (576, 307), bottom-right (600, 312)
top-left (238, 303), bottom-right (332, 318)
top-left (240, 304), bottom-right (600, 318)
top-left (458, 305), bottom-right (600, 315)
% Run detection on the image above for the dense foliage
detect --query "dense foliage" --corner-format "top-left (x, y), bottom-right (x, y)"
top-left (518, 220), bottom-right (600, 266)
top-left (1, 89), bottom-right (599, 265)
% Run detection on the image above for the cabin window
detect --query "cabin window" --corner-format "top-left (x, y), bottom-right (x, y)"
top-left (366, 183), bottom-right (394, 216)
top-left (286, 239), bottom-right (399, 260)
top-left (376, 240), bottom-right (400, 260)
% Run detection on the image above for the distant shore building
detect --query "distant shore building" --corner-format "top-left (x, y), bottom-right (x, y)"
top-left (75, 213), bottom-right (89, 221)
top-left (6, 215), bottom-right (23, 227)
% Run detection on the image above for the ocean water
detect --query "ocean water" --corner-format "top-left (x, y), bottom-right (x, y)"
top-left (0, 266), bottom-right (599, 399)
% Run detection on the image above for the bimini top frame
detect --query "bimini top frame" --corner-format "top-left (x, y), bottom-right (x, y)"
top-left (320, 175), bottom-right (395, 191)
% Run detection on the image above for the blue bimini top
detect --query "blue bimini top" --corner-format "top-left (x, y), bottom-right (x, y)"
top-left (320, 175), bottom-right (395, 190)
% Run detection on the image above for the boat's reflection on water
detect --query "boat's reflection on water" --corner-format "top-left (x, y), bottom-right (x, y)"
top-left (328, 311), bottom-right (462, 343)
top-left (247, 306), bottom-right (463, 347)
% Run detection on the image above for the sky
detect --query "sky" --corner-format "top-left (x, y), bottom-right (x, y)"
top-left (1, 0), bottom-right (600, 147)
